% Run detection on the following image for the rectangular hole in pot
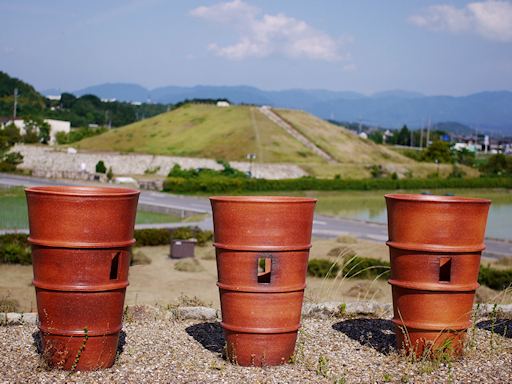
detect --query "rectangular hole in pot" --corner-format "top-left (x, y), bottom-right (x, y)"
top-left (439, 257), bottom-right (451, 282)
top-left (257, 257), bottom-right (271, 284)
top-left (110, 252), bottom-right (120, 280)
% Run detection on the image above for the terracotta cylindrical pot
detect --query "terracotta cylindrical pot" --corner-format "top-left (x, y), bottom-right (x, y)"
top-left (210, 196), bottom-right (316, 366)
top-left (385, 194), bottom-right (490, 358)
top-left (25, 186), bottom-right (139, 370)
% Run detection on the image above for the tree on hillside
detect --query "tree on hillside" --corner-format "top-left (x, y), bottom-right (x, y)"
top-left (0, 71), bottom-right (46, 117)
top-left (423, 141), bottom-right (452, 163)
top-left (22, 117), bottom-right (49, 144)
top-left (1, 124), bottom-right (21, 146)
top-left (394, 125), bottom-right (411, 146)
top-left (0, 123), bottom-right (23, 172)
top-left (38, 120), bottom-right (51, 144)
top-left (60, 93), bottom-right (77, 109)
top-left (368, 131), bottom-right (383, 144)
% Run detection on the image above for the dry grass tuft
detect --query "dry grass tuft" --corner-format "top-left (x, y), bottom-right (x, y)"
top-left (131, 250), bottom-right (152, 266)
top-left (336, 235), bottom-right (358, 244)
top-left (0, 295), bottom-right (19, 312)
top-left (174, 258), bottom-right (205, 273)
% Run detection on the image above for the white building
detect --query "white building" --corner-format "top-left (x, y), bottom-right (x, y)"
top-left (216, 101), bottom-right (230, 107)
top-left (4, 118), bottom-right (71, 145)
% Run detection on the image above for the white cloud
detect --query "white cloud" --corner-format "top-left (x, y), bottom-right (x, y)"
top-left (190, 0), bottom-right (350, 61)
top-left (409, 1), bottom-right (512, 42)
top-left (190, 0), bottom-right (258, 23)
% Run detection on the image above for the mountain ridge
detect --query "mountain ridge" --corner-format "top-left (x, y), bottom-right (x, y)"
top-left (40, 83), bottom-right (512, 134)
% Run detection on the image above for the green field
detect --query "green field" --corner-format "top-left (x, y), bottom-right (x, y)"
top-left (0, 188), bottom-right (181, 229)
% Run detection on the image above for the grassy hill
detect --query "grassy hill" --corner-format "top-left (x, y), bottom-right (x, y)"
top-left (76, 104), bottom-right (321, 163)
top-left (75, 103), bottom-right (476, 178)
top-left (274, 109), bottom-right (409, 164)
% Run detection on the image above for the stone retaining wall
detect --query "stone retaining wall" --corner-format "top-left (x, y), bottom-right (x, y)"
top-left (14, 145), bottom-right (307, 180)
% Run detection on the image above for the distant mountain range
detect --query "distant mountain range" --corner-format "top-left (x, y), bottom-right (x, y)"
top-left (42, 83), bottom-right (512, 134)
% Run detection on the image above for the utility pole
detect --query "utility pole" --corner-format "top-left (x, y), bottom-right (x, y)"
top-left (426, 118), bottom-right (431, 148)
top-left (420, 126), bottom-right (424, 148)
top-left (13, 88), bottom-right (18, 120)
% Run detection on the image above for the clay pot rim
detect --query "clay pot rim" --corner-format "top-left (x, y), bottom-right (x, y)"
top-left (25, 185), bottom-right (139, 197)
top-left (384, 193), bottom-right (490, 204)
top-left (209, 195), bottom-right (317, 203)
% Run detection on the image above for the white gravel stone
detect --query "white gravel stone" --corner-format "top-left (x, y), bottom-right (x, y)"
top-left (1, 305), bottom-right (511, 383)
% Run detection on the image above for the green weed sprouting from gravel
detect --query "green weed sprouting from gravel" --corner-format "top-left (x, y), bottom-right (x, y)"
top-left (316, 354), bottom-right (329, 378)
top-left (70, 328), bottom-right (89, 371)
top-left (289, 329), bottom-right (306, 364)
top-left (490, 303), bottom-right (498, 350)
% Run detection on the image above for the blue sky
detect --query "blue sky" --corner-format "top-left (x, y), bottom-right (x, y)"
top-left (1, 0), bottom-right (511, 95)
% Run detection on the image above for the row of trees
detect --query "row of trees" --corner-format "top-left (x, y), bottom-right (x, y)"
top-left (0, 71), bottom-right (168, 130)
top-left (46, 93), bottom-right (167, 128)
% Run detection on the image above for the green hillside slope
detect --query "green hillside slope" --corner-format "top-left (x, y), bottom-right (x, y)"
top-left (75, 103), bottom-right (475, 178)
top-left (76, 104), bottom-right (323, 163)
top-left (275, 109), bottom-right (410, 164)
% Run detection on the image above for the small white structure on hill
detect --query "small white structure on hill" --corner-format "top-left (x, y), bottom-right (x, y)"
top-left (358, 132), bottom-right (368, 139)
top-left (216, 101), bottom-right (230, 107)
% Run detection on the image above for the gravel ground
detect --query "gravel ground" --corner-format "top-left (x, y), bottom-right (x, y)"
top-left (1, 306), bottom-right (511, 384)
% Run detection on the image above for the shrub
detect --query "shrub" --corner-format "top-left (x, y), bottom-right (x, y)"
top-left (342, 256), bottom-right (390, 279)
top-left (170, 227), bottom-right (213, 246)
top-left (369, 165), bottom-right (385, 179)
top-left (163, 175), bottom-right (512, 194)
top-left (308, 257), bottom-right (390, 280)
top-left (134, 227), bottom-right (212, 247)
top-left (134, 228), bottom-right (170, 246)
top-left (129, 250), bottom-right (151, 266)
top-left (95, 160), bottom-right (107, 174)
top-left (167, 161), bottom-right (248, 179)
top-left (478, 266), bottom-right (512, 291)
top-left (308, 259), bottom-right (340, 278)
top-left (0, 234), bottom-right (30, 265)
top-left (1, 243), bottom-right (31, 264)
top-left (0, 152), bottom-right (23, 172)
top-left (106, 166), bottom-right (114, 181)
top-left (423, 141), bottom-right (452, 163)
top-left (480, 154), bottom-right (512, 176)
top-left (56, 127), bottom-right (107, 144)
top-left (0, 296), bottom-right (19, 312)
top-left (174, 258), bottom-right (204, 272)
top-left (449, 165), bottom-right (466, 178)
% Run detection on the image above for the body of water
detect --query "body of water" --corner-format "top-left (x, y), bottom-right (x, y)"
top-left (326, 199), bottom-right (512, 241)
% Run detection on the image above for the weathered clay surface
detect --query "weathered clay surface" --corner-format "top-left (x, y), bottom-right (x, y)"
top-left (385, 193), bottom-right (491, 358)
top-left (2, 302), bottom-right (511, 325)
top-left (25, 186), bottom-right (139, 370)
top-left (210, 196), bottom-right (316, 366)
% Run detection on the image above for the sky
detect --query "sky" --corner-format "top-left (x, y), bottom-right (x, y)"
top-left (1, 0), bottom-right (511, 95)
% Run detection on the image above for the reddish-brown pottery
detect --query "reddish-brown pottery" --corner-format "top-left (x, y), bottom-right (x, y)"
top-left (210, 196), bottom-right (316, 366)
top-left (25, 186), bottom-right (140, 370)
top-left (385, 193), bottom-right (490, 358)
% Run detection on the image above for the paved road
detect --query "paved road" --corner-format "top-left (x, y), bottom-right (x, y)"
top-left (1, 173), bottom-right (511, 258)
